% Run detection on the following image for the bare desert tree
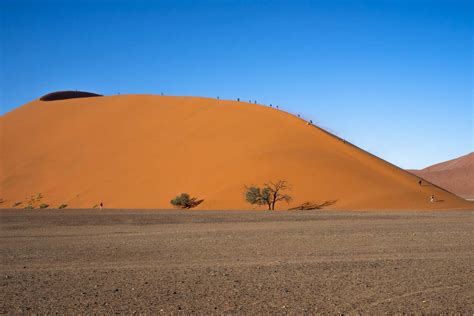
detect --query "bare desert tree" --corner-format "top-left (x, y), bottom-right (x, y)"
top-left (266, 180), bottom-right (292, 210)
top-left (245, 180), bottom-right (292, 210)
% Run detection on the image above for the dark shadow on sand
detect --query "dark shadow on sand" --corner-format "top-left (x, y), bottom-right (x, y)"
top-left (289, 200), bottom-right (338, 210)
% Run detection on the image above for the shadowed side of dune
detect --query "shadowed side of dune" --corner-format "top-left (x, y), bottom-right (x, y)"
top-left (40, 91), bottom-right (103, 101)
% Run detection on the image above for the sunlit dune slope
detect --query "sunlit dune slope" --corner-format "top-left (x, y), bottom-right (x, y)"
top-left (1, 95), bottom-right (471, 210)
top-left (409, 153), bottom-right (474, 200)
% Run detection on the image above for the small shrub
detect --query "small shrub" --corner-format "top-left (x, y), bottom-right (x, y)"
top-left (39, 203), bottom-right (49, 209)
top-left (24, 204), bottom-right (34, 210)
top-left (25, 193), bottom-right (42, 206)
top-left (170, 193), bottom-right (203, 209)
top-left (93, 204), bottom-right (99, 208)
top-left (58, 204), bottom-right (67, 209)
top-left (12, 201), bottom-right (22, 208)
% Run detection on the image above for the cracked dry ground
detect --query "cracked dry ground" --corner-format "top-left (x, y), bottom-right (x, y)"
top-left (1, 209), bottom-right (473, 313)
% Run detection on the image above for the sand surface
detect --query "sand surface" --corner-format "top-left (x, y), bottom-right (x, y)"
top-left (410, 152), bottom-right (474, 200)
top-left (1, 95), bottom-right (471, 210)
top-left (1, 209), bottom-right (473, 313)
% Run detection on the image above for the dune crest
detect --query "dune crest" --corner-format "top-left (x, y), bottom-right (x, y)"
top-left (1, 94), bottom-right (471, 210)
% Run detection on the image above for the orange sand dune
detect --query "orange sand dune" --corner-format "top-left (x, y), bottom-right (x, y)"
top-left (409, 153), bottom-right (474, 199)
top-left (1, 95), bottom-right (472, 210)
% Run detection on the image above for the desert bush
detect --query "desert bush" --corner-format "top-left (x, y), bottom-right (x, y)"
top-left (39, 203), bottom-right (49, 209)
top-left (58, 204), bottom-right (67, 209)
top-left (24, 204), bottom-right (34, 210)
top-left (170, 193), bottom-right (203, 209)
top-left (245, 180), bottom-right (292, 210)
top-left (12, 201), bottom-right (22, 208)
top-left (26, 193), bottom-right (43, 206)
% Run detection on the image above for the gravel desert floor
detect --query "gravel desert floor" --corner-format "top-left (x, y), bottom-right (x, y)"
top-left (1, 209), bottom-right (473, 314)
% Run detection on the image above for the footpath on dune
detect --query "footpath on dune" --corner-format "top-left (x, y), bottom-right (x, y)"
top-left (0, 94), bottom-right (472, 210)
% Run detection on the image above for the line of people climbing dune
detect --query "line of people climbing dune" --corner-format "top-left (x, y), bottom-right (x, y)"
top-left (236, 96), bottom-right (441, 205)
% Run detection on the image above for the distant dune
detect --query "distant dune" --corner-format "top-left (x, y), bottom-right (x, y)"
top-left (409, 153), bottom-right (474, 200)
top-left (0, 94), bottom-right (471, 210)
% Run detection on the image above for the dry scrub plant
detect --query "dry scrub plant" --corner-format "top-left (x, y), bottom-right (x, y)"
top-left (170, 193), bottom-right (203, 209)
top-left (245, 180), bottom-right (292, 210)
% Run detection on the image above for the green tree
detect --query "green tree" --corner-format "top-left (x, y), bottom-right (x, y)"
top-left (245, 186), bottom-right (271, 210)
top-left (245, 180), bottom-right (292, 210)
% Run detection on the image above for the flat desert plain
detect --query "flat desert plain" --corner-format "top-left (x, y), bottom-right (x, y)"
top-left (1, 209), bottom-right (473, 313)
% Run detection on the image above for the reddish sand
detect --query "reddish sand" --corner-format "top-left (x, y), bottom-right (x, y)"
top-left (0, 95), bottom-right (472, 210)
top-left (409, 153), bottom-right (474, 199)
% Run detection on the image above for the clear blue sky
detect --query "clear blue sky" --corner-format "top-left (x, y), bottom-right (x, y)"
top-left (1, 0), bottom-right (472, 169)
